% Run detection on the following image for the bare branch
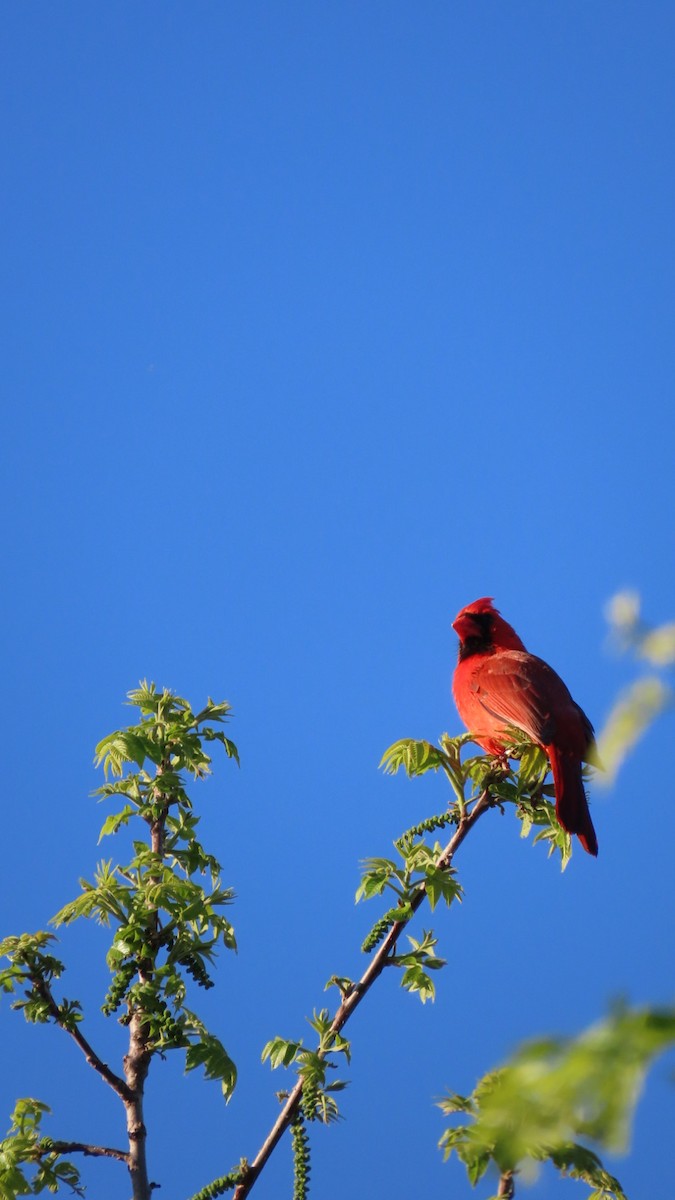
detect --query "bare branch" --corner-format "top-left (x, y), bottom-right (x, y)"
top-left (230, 787), bottom-right (494, 1200)
top-left (44, 1140), bottom-right (130, 1164)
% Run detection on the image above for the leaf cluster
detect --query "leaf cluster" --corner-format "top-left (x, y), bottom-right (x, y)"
top-left (356, 833), bottom-right (459, 1000)
top-left (60, 685), bottom-right (238, 1094)
top-left (438, 1004), bottom-right (675, 1197)
top-left (381, 732), bottom-right (577, 869)
top-left (95, 682), bottom-right (238, 780)
top-left (388, 930), bottom-right (446, 1004)
top-left (1, 685), bottom-right (240, 1110)
top-left (0, 933), bottom-right (72, 1028)
top-left (358, 730), bottom-right (578, 1008)
top-left (0, 1100), bottom-right (81, 1199)
top-left (262, 1009), bottom-right (351, 1126)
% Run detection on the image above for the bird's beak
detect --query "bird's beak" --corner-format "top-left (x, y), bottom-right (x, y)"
top-left (452, 613), bottom-right (474, 640)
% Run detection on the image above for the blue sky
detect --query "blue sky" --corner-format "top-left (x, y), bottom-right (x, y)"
top-left (1, 4), bottom-right (674, 1198)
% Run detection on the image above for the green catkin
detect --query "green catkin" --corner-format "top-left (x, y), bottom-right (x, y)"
top-left (361, 913), bottom-right (396, 954)
top-left (188, 1164), bottom-right (246, 1199)
top-left (291, 1114), bottom-right (311, 1200)
top-left (394, 810), bottom-right (458, 854)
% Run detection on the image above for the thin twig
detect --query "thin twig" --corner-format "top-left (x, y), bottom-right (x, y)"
top-left (43, 1140), bottom-right (130, 1164)
top-left (230, 787), bottom-right (495, 1200)
top-left (33, 979), bottom-right (133, 1103)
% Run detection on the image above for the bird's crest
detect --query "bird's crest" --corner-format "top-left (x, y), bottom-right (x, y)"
top-left (458, 597), bottom-right (498, 617)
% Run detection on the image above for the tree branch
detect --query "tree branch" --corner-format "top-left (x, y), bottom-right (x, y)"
top-left (122, 756), bottom-right (172, 1200)
top-left (43, 1140), bottom-right (130, 1164)
top-left (123, 1008), bottom-right (153, 1200)
top-left (230, 787), bottom-right (494, 1200)
top-left (497, 1168), bottom-right (516, 1198)
top-left (33, 978), bottom-right (133, 1104)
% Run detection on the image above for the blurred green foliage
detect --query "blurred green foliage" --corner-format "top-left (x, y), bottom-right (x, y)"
top-left (597, 593), bottom-right (675, 782)
top-left (439, 1005), bottom-right (675, 1199)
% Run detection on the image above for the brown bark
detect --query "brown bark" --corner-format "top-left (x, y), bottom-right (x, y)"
top-left (122, 761), bottom-right (170, 1199)
top-left (123, 1010), bottom-right (153, 1200)
top-left (497, 1169), bottom-right (515, 1198)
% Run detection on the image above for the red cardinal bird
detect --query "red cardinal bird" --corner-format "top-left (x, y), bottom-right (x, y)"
top-left (452, 597), bottom-right (598, 856)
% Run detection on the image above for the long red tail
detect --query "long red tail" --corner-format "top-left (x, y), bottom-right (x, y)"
top-left (548, 746), bottom-right (598, 857)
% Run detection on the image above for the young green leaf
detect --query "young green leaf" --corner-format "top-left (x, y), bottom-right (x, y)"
top-left (379, 738), bottom-right (446, 778)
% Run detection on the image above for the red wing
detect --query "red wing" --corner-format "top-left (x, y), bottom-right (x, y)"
top-left (469, 652), bottom-right (569, 745)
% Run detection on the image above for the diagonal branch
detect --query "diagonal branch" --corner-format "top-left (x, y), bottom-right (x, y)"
top-left (33, 978), bottom-right (133, 1104)
top-left (229, 786), bottom-right (495, 1200)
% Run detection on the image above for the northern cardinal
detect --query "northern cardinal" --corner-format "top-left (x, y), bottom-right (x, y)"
top-left (452, 597), bottom-right (598, 856)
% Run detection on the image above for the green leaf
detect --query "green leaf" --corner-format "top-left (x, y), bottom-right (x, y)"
top-left (355, 857), bottom-right (402, 903)
top-left (423, 864), bottom-right (462, 911)
top-left (401, 964), bottom-right (436, 1003)
top-left (324, 975), bottom-right (353, 997)
top-left (437, 1092), bottom-right (474, 1116)
top-left (184, 1032), bottom-right (237, 1099)
top-left (517, 744), bottom-right (549, 789)
top-left (98, 805), bottom-right (136, 841)
top-left (201, 728), bottom-right (240, 764)
top-left (94, 731), bottom-right (152, 778)
top-left (466, 1149), bottom-right (490, 1185)
top-left (261, 1036), bottom-right (304, 1069)
top-left (379, 738), bottom-right (446, 778)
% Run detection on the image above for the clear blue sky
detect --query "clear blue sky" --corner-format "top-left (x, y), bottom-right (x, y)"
top-left (2, 4), bottom-right (674, 1198)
